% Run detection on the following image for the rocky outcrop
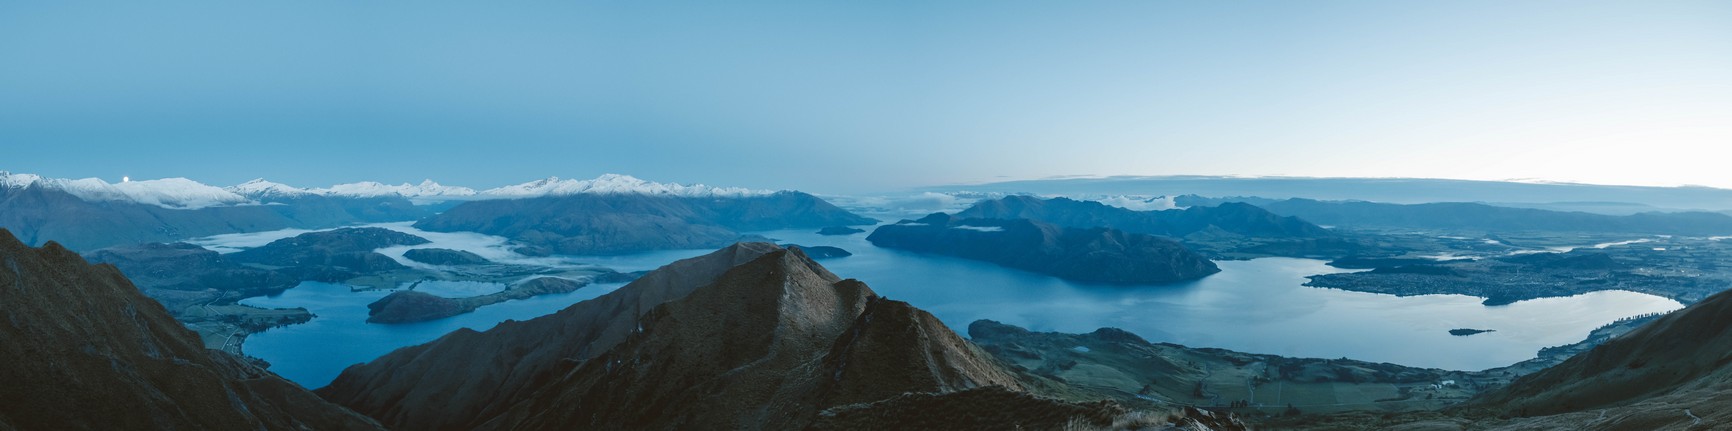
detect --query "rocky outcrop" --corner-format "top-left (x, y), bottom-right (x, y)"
top-left (0, 229), bottom-right (381, 430)
top-left (402, 248), bottom-right (490, 265)
top-left (867, 213), bottom-right (1219, 284)
top-left (413, 192), bottom-right (875, 255)
top-left (319, 242), bottom-right (788, 430)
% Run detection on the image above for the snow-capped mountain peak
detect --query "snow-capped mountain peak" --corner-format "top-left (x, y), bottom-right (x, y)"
top-left (481, 174), bottom-right (774, 198)
top-left (227, 179), bottom-right (316, 197)
top-left (1, 172), bottom-right (250, 209)
top-left (317, 180), bottom-right (478, 199)
top-left (0, 171), bottom-right (45, 189)
top-left (4, 170), bottom-right (779, 208)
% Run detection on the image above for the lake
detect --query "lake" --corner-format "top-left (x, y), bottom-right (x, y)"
top-left (233, 224), bottom-right (1683, 388)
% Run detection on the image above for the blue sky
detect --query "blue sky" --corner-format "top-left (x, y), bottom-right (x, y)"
top-left (2, 1), bottom-right (1729, 193)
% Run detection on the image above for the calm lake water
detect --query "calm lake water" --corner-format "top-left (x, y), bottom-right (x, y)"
top-left (235, 224), bottom-right (1683, 388)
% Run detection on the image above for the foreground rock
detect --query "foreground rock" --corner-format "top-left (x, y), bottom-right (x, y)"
top-left (0, 229), bottom-right (381, 430)
top-left (867, 213), bottom-right (1219, 284)
top-left (366, 277), bottom-right (587, 323)
top-left (321, 243), bottom-right (1216, 430)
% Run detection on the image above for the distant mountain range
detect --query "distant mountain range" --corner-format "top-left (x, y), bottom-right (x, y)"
top-left (936, 175), bottom-right (1732, 212)
top-left (1178, 196), bottom-right (1732, 236)
top-left (0, 170), bottom-right (844, 251)
top-left (1, 171), bottom-right (778, 209)
top-left (0, 182), bottom-right (430, 251)
top-left (957, 196), bottom-right (1333, 239)
top-left (414, 192), bottom-right (876, 255)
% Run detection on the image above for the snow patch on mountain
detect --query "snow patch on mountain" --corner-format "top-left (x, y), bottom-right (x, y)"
top-left (1087, 195), bottom-right (1179, 211)
top-left (228, 179), bottom-right (478, 203)
top-left (228, 179), bottom-right (316, 198)
top-left (317, 180), bottom-right (478, 202)
top-left (5, 171), bottom-right (777, 208)
top-left (1, 171), bottom-right (250, 209)
top-left (481, 174), bottom-right (774, 198)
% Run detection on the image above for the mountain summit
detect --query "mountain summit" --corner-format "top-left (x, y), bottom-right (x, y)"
top-left (319, 243), bottom-right (1154, 430)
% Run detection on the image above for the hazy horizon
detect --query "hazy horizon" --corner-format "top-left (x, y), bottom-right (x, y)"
top-left (4, 1), bottom-right (1728, 193)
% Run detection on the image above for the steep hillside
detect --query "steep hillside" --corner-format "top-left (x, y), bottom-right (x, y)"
top-left (318, 242), bottom-right (788, 430)
top-left (322, 244), bottom-right (1194, 430)
top-left (867, 213), bottom-right (1219, 284)
top-left (0, 229), bottom-right (380, 430)
top-left (1464, 286), bottom-right (1732, 426)
top-left (413, 192), bottom-right (875, 255)
top-left (470, 249), bottom-right (1022, 430)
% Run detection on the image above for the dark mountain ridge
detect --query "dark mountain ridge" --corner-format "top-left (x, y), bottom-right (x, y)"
top-left (320, 243), bottom-right (1215, 430)
top-left (0, 228), bottom-right (381, 430)
top-left (1462, 286), bottom-right (1732, 427)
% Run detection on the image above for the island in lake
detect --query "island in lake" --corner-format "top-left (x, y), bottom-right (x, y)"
top-left (866, 213), bottom-right (1219, 285)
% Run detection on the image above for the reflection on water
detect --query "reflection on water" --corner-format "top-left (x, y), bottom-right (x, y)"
top-left (240, 225), bottom-right (1683, 388)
